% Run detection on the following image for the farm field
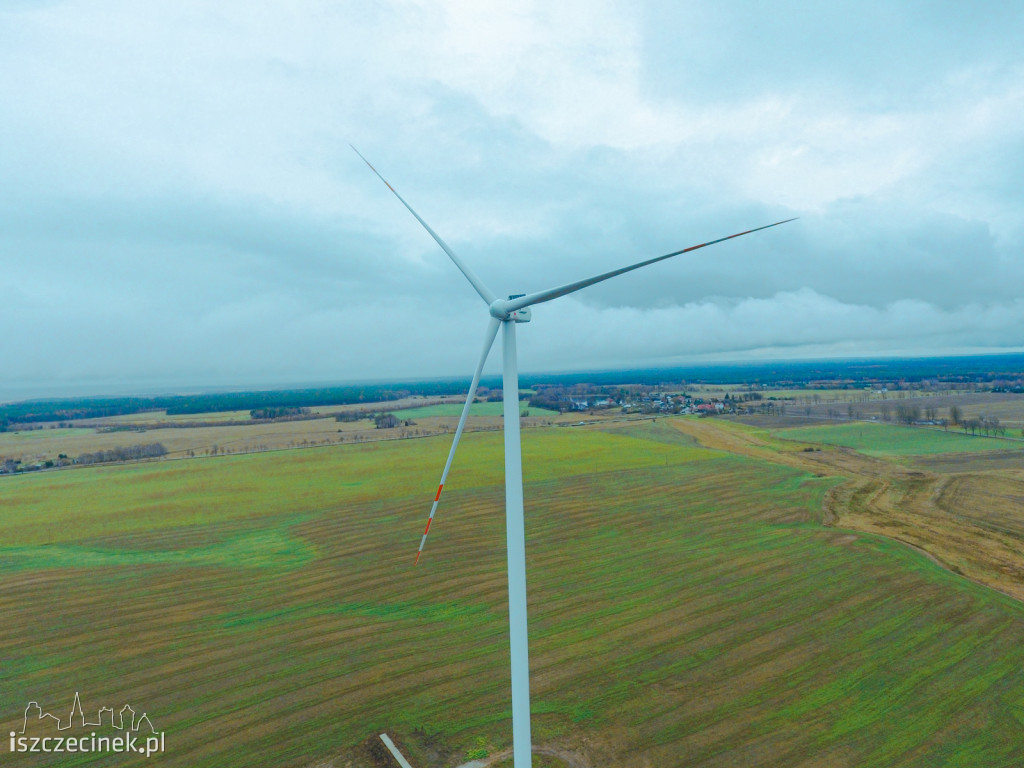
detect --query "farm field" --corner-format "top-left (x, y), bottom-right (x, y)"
top-left (773, 421), bottom-right (1017, 457)
top-left (70, 396), bottom-right (466, 426)
top-left (772, 391), bottom-right (1024, 431)
top-left (0, 398), bottom-right (570, 467)
top-left (673, 417), bottom-right (1024, 602)
top-left (4, 420), bottom-right (1024, 766)
top-left (391, 402), bottom-right (559, 419)
top-left (0, 416), bottom-right (386, 462)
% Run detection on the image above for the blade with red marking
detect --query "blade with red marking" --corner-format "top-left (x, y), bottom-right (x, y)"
top-left (350, 145), bottom-right (497, 307)
top-left (415, 316), bottom-right (501, 564)
top-left (503, 217), bottom-right (798, 313)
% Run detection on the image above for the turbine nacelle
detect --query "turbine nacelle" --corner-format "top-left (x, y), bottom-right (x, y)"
top-left (490, 295), bottom-right (532, 323)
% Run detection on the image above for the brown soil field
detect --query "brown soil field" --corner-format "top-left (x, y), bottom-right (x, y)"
top-left (0, 402), bottom-right (575, 466)
top-left (778, 391), bottom-right (1024, 429)
top-left (668, 417), bottom-right (1024, 602)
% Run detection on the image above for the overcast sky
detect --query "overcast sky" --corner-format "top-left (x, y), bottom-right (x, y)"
top-left (3, 1), bottom-right (1023, 401)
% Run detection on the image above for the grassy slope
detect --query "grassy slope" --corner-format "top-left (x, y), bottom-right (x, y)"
top-left (1, 423), bottom-right (1024, 766)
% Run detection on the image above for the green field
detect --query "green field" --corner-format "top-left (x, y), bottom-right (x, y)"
top-left (773, 421), bottom-right (1018, 457)
top-left (3, 422), bottom-right (1024, 766)
top-left (391, 401), bottom-right (559, 419)
top-left (0, 427), bottom-right (95, 440)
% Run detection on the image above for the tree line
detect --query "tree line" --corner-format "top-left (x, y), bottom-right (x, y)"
top-left (0, 382), bottom-right (476, 426)
top-left (75, 443), bottom-right (168, 465)
top-left (250, 407), bottom-right (310, 420)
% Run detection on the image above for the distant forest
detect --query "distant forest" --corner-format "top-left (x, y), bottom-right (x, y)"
top-left (0, 382), bottom-right (466, 428)
top-left (3, 353), bottom-right (1024, 430)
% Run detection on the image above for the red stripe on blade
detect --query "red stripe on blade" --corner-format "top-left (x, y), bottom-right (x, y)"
top-left (434, 484), bottom-right (444, 501)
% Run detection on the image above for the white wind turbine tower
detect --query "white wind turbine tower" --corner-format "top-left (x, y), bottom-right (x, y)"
top-left (354, 147), bottom-right (794, 767)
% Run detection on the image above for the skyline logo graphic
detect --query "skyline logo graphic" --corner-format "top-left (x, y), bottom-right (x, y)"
top-left (10, 692), bottom-right (165, 758)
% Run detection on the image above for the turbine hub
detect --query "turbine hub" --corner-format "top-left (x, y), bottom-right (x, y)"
top-left (488, 298), bottom-right (509, 319)
top-left (490, 295), bottom-right (531, 323)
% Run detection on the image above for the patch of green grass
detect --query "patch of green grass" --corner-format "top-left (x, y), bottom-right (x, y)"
top-left (0, 527), bottom-right (314, 572)
top-left (213, 598), bottom-right (496, 632)
top-left (773, 421), bottom-right (1016, 456)
top-left (0, 428), bottom-right (707, 545)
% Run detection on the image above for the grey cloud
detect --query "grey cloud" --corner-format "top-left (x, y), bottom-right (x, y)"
top-left (2, 1), bottom-right (1023, 398)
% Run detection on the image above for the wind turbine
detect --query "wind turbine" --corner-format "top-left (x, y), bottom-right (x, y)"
top-left (353, 147), bottom-right (794, 767)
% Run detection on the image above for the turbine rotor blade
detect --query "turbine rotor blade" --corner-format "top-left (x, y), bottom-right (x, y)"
top-left (351, 145), bottom-right (497, 306)
top-left (504, 217), bottom-right (797, 313)
top-left (415, 316), bottom-right (502, 564)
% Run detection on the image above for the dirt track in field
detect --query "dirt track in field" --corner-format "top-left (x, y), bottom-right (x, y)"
top-left (455, 744), bottom-right (591, 768)
top-left (668, 418), bottom-right (1024, 602)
